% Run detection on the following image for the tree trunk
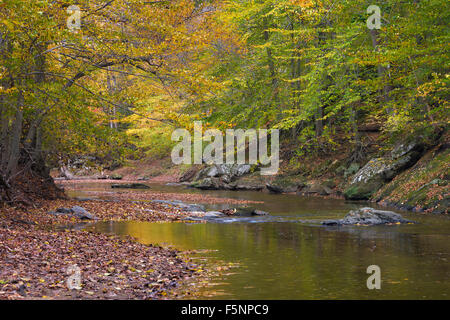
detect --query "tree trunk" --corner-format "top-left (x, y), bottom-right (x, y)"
top-left (369, 29), bottom-right (392, 105)
top-left (6, 92), bottom-right (24, 178)
top-left (262, 17), bottom-right (277, 103)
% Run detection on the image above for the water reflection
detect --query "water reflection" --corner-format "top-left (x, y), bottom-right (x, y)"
top-left (86, 218), bottom-right (449, 299)
top-left (75, 182), bottom-right (449, 299)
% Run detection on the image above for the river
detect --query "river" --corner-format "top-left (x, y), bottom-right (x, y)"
top-left (71, 183), bottom-right (449, 299)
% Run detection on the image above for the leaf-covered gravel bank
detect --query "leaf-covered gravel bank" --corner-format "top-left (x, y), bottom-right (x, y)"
top-left (0, 222), bottom-right (199, 299)
top-left (0, 184), bottom-right (236, 299)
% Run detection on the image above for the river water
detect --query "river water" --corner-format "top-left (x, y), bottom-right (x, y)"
top-left (74, 183), bottom-right (449, 299)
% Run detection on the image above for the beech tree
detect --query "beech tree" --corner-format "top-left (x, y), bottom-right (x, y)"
top-left (0, 0), bottom-right (224, 203)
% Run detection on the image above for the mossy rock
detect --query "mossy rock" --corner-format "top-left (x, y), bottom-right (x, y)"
top-left (344, 179), bottom-right (383, 200)
top-left (344, 163), bottom-right (360, 178)
top-left (266, 176), bottom-right (305, 193)
top-left (190, 177), bottom-right (224, 190)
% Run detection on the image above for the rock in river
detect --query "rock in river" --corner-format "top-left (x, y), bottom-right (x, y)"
top-left (50, 206), bottom-right (97, 220)
top-left (190, 164), bottom-right (255, 190)
top-left (190, 177), bottom-right (224, 190)
top-left (71, 206), bottom-right (97, 220)
top-left (222, 207), bottom-right (269, 216)
top-left (321, 207), bottom-right (414, 226)
top-left (202, 211), bottom-right (224, 218)
top-left (111, 183), bottom-right (150, 189)
top-left (151, 200), bottom-right (206, 212)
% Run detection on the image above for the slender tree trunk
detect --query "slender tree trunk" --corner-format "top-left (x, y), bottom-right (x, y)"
top-left (6, 91), bottom-right (24, 178)
top-left (315, 107), bottom-right (324, 138)
top-left (288, 14), bottom-right (303, 139)
top-left (0, 109), bottom-right (9, 172)
top-left (262, 17), bottom-right (277, 103)
top-left (107, 67), bottom-right (118, 130)
top-left (369, 29), bottom-right (392, 105)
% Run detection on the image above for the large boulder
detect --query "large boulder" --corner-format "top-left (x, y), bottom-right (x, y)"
top-left (205, 165), bottom-right (221, 178)
top-left (191, 164), bottom-right (254, 187)
top-left (190, 177), bottom-right (225, 190)
top-left (205, 164), bottom-right (252, 179)
top-left (192, 167), bottom-right (211, 181)
top-left (190, 163), bottom-right (258, 190)
top-left (231, 164), bottom-right (252, 177)
top-left (344, 140), bottom-right (426, 200)
top-left (194, 164), bottom-right (233, 179)
top-left (322, 207), bottom-right (413, 226)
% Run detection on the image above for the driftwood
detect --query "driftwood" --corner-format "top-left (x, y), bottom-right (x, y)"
top-left (59, 166), bottom-right (75, 180)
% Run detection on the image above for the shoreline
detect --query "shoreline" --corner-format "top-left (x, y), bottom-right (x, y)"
top-left (57, 176), bottom-right (446, 215)
top-left (0, 181), bottom-right (236, 300)
top-left (0, 220), bottom-right (200, 300)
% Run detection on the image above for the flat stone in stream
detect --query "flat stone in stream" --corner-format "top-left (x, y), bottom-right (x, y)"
top-left (223, 207), bottom-right (270, 216)
top-left (321, 207), bottom-right (414, 226)
top-left (49, 206), bottom-right (98, 220)
top-left (111, 183), bottom-right (150, 189)
top-left (151, 200), bottom-right (206, 212)
top-left (202, 211), bottom-right (225, 218)
top-left (177, 203), bottom-right (205, 212)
